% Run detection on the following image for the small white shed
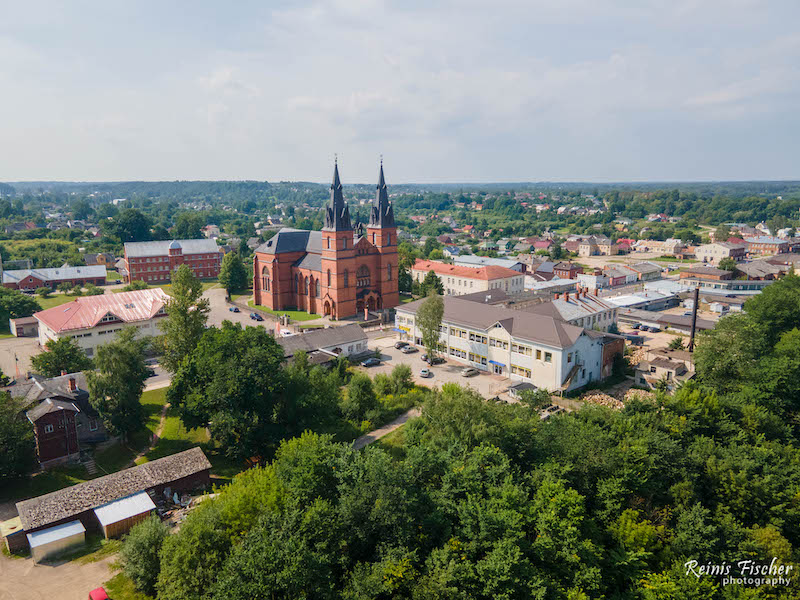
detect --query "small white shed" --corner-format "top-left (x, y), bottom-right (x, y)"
top-left (27, 519), bottom-right (86, 564)
top-left (93, 491), bottom-right (157, 539)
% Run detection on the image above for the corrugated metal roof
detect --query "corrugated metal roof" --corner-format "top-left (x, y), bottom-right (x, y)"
top-left (93, 491), bottom-right (156, 526)
top-left (278, 324), bottom-right (367, 357)
top-left (412, 260), bottom-right (520, 280)
top-left (124, 239), bottom-right (220, 258)
top-left (2, 265), bottom-right (107, 284)
top-left (27, 520), bottom-right (85, 548)
top-left (34, 288), bottom-right (170, 333)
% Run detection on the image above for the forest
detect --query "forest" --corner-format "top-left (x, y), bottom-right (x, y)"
top-left (114, 276), bottom-right (800, 599)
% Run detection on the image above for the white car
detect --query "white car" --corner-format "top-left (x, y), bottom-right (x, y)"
top-left (420, 368), bottom-right (432, 378)
top-left (280, 329), bottom-right (295, 337)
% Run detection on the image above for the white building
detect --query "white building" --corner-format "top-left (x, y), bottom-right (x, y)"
top-left (577, 272), bottom-right (608, 291)
top-left (395, 297), bottom-right (623, 392)
top-left (524, 291), bottom-right (618, 332)
top-left (412, 260), bottom-right (525, 296)
top-left (34, 288), bottom-right (170, 357)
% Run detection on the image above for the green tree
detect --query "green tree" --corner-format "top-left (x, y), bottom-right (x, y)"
top-left (167, 323), bottom-right (287, 460)
top-left (122, 278), bottom-right (149, 291)
top-left (417, 290), bottom-right (444, 360)
top-left (0, 391), bottom-right (36, 480)
top-left (31, 337), bottom-right (93, 377)
top-left (87, 327), bottom-right (149, 440)
top-left (172, 212), bottom-right (205, 239)
top-left (35, 287), bottom-right (51, 299)
top-left (718, 257), bottom-right (737, 271)
top-left (120, 515), bottom-right (170, 595)
top-left (340, 373), bottom-right (378, 421)
top-left (160, 265), bottom-right (210, 373)
top-left (218, 252), bottom-right (249, 295)
top-left (518, 388), bottom-right (552, 409)
top-left (105, 208), bottom-right (153, 243)
top-left (419, 270), bottom-right (444, 296)
top-left (57, 282), bottom-right (73, 293)
top-left (0, 287), bottom-right (41, 323)
top-left (668, 337), bottom-right (685, 350)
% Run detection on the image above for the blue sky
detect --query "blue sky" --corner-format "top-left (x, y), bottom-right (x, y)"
top-left (1, 0), bottom-right (798, 182)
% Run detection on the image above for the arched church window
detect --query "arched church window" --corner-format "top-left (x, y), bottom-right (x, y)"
top-left (372, 233), bottom-right (376, 244)
top-left (294, 274), bottom-right (298, 292)
top-left (357, 265), bottom-right (370, 288)
top-left (327, 269), bottom-right (332, 287)
top-left (343, 270), bottom-right (349, 288)
top-left (387, 264), bottom-right (392, 281)
top-left (316, 279), bottom-right (321, 297)
top-left (262, 267), bottom-right (270, 291)
top-left (304, 276), bottom-right (309, 295)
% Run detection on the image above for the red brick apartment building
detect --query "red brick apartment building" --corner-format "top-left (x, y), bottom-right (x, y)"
top-left (121, 239), bottom-right (222, 283)
top-left (252, 162), bottom-right (399, 319)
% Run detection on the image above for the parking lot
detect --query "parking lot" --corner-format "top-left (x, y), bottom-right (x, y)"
top-left (360, 334), bottom-right (517, 400)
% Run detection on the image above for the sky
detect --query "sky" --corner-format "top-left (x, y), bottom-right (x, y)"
top-left (0, 0), bottom-right (798, 183)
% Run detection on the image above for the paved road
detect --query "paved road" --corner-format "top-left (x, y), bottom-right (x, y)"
top-left (0, 337), bottom-right (39, 381)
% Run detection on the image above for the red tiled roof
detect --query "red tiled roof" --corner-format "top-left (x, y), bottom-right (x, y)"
top-left (34, 288), bottom-right (170, 334)
top-left (412, 260), bottom-right (519, 281)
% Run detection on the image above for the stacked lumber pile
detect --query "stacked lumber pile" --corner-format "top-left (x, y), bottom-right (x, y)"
top-left (581, 392), bottom-right (624, 409)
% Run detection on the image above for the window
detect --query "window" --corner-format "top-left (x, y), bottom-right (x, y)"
top-left (536, 349), bottom-right (542, 360)
top-left (327, 269), bottom-right (332, 287)
top-left (545, 352), bottom-right (552, 363)
top-left (387, 264), bottom-right (392, 280)
top-left (357, 265), bottom-right (370, 288)
top-left (567, 352), bottom-right (573, 363)
top-left (343, 270), bottom-right (349, 288)
top-left (261, 267), bottom-right (270, 291)
top-left (372, 232), bottom-right (376, 244)
top-left (89, 418), bottom-right (98, 431)
top-left (343, 238), bottom-right (347, 249)
top-left (304, 276), bottom-right (309, 295)
top-left (327, 237), bottom-right (330, 249)
top-left (44, 424), bottom-right (54, 434)
top-left (294, 274), bottom-right (299, 292)
top-left (387, 234), bottom-right (391, 245)
top-left (511, 365), bottom-right (532, 378)
top-left (315, 279), bottom-right (320, 297)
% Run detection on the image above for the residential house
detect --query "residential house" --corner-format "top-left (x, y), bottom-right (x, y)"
top-left (635, 357), bottom-right (693, 391)
top-left (83, 253), bottom-right (115, 267)
top-left (628, 262), bottom-right (663, 281)
top-left (634, 238), bottom-right (685, 256)
top-left (277, 324), bottom-right (368, 365)
top-left (578, 236), bottom-right (617, 257)
top-left (553, 261), bottom-right (582, 279)
top-left (577, 270), bottom-right (608, 290)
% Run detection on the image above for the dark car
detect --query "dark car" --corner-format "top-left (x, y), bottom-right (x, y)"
top-left (361, 357), bottom-right (381, 367)
top-left (114, 279), bottom-right (122, 284)
top-left (631, 323), bottom-right (641, 330)
top-left (394, 341), bottom-right (408, 349)
top-left (422, 354), bottom-right (445, 365)
top-left (250, 312), bottom-right (264, 321)
top-left (146, 368), bottom-right (157, 378)
top-left (229, 306), bottom-right (240, 313)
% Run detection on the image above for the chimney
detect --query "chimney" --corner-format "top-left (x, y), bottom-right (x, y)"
top-left (594, 288), bottom-right (599, 296)
top-left (68, 377), bottom-right (77, 392)
top-left (565, 292), bottom-right (570, 302)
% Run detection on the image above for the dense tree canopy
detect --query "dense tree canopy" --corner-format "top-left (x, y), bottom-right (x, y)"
top-left (31, 336), bottom-right (93, 377)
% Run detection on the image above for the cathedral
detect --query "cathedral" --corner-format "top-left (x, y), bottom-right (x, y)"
top-left (252, 161), bottom-right (399, 319)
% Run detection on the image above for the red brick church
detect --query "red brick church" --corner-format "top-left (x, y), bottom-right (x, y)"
top-left (252, 162), bottom-right (399, 319)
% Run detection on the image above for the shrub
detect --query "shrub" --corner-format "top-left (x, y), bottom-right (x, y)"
top-left (340, 373), bottom-right (378, 421)
top-left (35, 287), bottom-right (52, 299)
top-left (120, 515), bottom-right (169, 595)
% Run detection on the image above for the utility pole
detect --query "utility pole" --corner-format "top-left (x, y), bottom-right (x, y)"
top-left (688, 286), bottom-right (700, 352)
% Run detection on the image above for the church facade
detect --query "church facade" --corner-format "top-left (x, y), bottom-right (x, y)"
top-left (252, 162), bottom-right (399, 319)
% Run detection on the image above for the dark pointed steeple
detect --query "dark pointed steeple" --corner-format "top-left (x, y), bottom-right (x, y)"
top-left (324, 158), bottom-right (352, 231)
top-left (369, 159), bottom-right (395, 228)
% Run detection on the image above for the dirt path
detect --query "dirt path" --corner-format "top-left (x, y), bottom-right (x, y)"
top-left (352, 407), bottom-right (421, 450)
top-left (131, 402), bottom-right (169, 465)
top-left (0, 554), bottom-right (117, 600)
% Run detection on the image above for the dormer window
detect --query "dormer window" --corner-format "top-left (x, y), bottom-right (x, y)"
top-left (100, 313), bottom-right (118, 323)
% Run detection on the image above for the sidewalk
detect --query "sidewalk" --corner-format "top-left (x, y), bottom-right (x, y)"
top-left (352, 407), bottom-right (421, 450)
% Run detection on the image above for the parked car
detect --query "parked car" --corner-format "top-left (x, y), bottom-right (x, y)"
top-left (280, 329), bottom-right (295, 337)
top-left (683, 311), bottom-right (693, 316)
top-left (461, 367), bottom-right (479, 377)
top-left (229, 306), bottom-right (240, 313)
top-left (631, 323), bottom-right (641, 330)
top-left (146, 368), bottom-right (157, 378)
top-left (422, 354), bottom-right (445, 365)
top-left (394, 341), bottom-right (408, 349)
top-left (89, 588), bottom-right (110, 600)
top-left (420, 368), bottom-right (432, 378)
top-left (361, 357), bottom-right (381, 367)
top-left (114, 279), bottom-right (121, 284)
top-left (250, 312), bottom-right (264, 321)
top-left (401, 345), bottom-right (418, 354)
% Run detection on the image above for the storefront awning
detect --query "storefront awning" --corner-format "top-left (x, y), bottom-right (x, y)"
top-left (488, 360), bottom-right (505, 367)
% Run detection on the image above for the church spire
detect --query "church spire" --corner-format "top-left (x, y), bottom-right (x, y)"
top-left (369, 159), bottom-right (395, 228)
top-left (324, 158), bottom-right (352, 231)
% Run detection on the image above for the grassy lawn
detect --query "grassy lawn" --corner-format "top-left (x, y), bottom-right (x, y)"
top-left (649, 256), bottom-right (698, 264)
top-left (376, 425), bottom-right (408, 460)
top-left (36, 293), bottom-right (76, 310)
top-left (247, 300), bottom-right (322, 321)
top-left (230, 288), bottom-right (252, 302)
top-left (399, 294), bottom-right (416, 304)
top-left (103, 572), bottom-right (155, 600)
top-left (135, 400), bottom-right (209, 465)
top-left (0, 465), bottom-right (90, 503)
top-left (114, 280), bottom-right (219, 295)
